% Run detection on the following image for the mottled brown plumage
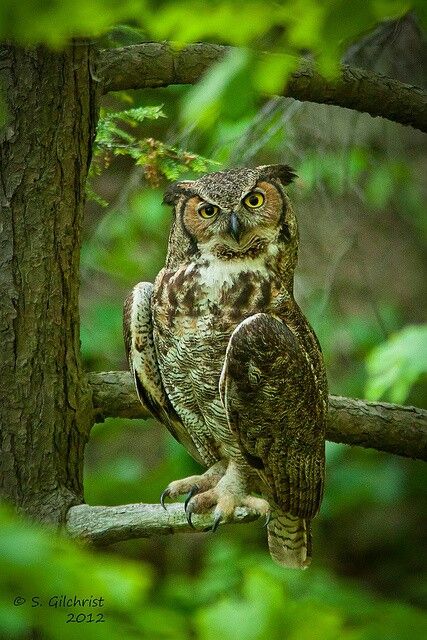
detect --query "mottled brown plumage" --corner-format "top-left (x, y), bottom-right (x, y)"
top-left (124, 165), bottom-right (327, 567)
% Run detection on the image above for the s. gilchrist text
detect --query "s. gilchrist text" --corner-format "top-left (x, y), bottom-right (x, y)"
top-left (32, 595), bottom-right (105, 608)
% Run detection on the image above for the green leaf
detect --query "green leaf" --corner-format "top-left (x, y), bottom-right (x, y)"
top-left (180, 48), bottom-right (252, 128)
top-left (0, 1), bottom-right (144, 46)
top-left (365, 164), bottom-right (394, 209)
top-left (85, 181), bottom-right (109, 207)
top-left (365, 324), bottom-right (427, 403)
top-left (196, 597), bottom-right (264, 640)
top-left (115, 105), bottom-right (166, 124)
top-left (0, 504), bottom-right (151, 640)
top-left (253, 53), bottom-right (298, 95)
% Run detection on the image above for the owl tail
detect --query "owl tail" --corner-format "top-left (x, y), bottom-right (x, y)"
top-left (267, 511), bottom-right (312, 569)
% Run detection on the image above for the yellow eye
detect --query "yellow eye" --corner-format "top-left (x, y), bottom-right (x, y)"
top-left (198, 203), bottom-right (219, 219)
top-left (243, 191), bottom-right (265, 209)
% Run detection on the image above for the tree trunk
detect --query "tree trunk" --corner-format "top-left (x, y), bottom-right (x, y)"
top-left (0, 43), bottom-right (98, 524)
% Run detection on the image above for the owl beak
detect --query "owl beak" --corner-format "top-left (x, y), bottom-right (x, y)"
top-left (229, 212), bottom-right (242, 243)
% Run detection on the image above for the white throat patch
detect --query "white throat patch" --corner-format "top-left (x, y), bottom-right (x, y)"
top-left (196, 244), bottom-right (278, 299)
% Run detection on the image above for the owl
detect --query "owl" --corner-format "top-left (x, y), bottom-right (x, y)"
top-left (124, 164), bottom-right (327, 568)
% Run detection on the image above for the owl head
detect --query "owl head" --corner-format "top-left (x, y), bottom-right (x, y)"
top-left (163, 164), bottom-right (298, 273)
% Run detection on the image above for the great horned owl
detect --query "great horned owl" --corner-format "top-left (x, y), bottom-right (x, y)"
top-left (124, 165), bottom-right (327, 568)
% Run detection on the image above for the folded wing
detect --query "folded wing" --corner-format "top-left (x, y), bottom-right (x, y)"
top-left (124, 281), bottom-right (204, 465)
top-left (220, 313), bottom-right (325, 519)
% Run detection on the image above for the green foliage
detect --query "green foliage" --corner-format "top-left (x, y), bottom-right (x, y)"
top-left (365, 324), bottom-right (427, 403)
top-left (298, 148), bottom-right (369, 195)
top-left (159, 538), bottom-right (427, 640)
top-left (306, 298), bottom-right (401, 400)
top-left (253, 53), bottom-right (299, 95)
top-left (0, 503), bottom-right (152, 639)
top-left (144, 1), bottom-right (423, 76)
top-left (363, 159), bottom-right (427, 241)
top-left (0, 0), bottom-right (144, 46)
top-left (82, 187), bottom-right (170, 282)
top-left (180, 48), bottom-right (256, 129)
top-left (89, 106), bottom-right (218, 203)
top-left (3, 502), bottom-right (426, 639)
top-left (322, 444), bottom-right (406, 518)
top-left (97, 105), bottom-right (166, 137)
top-left (80, 300), bottom-right (123, 369)
top-left (2, 1), bottom-right (424, 79)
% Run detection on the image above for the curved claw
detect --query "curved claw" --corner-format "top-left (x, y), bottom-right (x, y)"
top-left (264, 511), bottom-right (272, 527)
top-left (185, 503), bottom-right (196, 529)
top-left (211, 513), bottom-right (222, 533)
top-left (184, 485), bottom-right (199, 511)
top-left (160, 488), bottom-right (170, 510)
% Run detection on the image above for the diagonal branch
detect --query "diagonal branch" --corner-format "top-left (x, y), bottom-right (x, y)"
top-left (99, 43), bottom-right (427, 132)
top-left (88, 371), bottom-right (427, 462)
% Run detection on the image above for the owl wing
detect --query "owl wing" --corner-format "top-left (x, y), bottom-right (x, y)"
top-left (124, 282), bottom-right (204, 465)
top-left (219, 313), bottom-right (325, 519)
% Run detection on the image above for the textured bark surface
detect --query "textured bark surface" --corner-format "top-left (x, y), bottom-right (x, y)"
top-left (99, 43), bottom-right (427, 132)
top-left (88, 371), bottom-right (427, 461)
top-left (0, 43), bottom-right (99, 523)
top-left (327, 395), bottom-right (427, 460)
top-left (66, 502), bottom-right (259, 546)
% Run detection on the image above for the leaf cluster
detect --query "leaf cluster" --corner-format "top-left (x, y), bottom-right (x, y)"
top-left (366, 324), bottom-right (427, 403)
top-left (2, 1), bottom-right (425, 78)
top-left (0, 503), bottom-right (152, 640)
top-left (88, 105), bottom-right (218, 205)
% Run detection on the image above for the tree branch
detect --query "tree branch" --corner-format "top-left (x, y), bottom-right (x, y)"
top-left (99, 43), bottom-right (427, 133)
top-left (72, 375), bottom-right (425, 546)
top-left (66, 502), bottom-right (258, 546)
top-left (88, 371), bottom-right (427, 462)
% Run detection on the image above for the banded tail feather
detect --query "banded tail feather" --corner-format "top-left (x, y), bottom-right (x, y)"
top-left (267, 511), bottom-right (312, 569)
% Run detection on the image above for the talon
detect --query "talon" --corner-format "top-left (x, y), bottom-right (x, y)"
top-left (185, 503), bottom-right (196, 529)
top-left (160, 488), bottom-right (170, 510)
top-left (264, 512), bottom-right (272, 527)
top-left (184, 485), bottom-right (199, 510)
top-left (211, 514), bottom-right (222, 533)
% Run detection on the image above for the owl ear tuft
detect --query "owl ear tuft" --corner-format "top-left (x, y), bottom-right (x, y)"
top-left (257, 164), bottom-right (297, 186)
top-left (163, 181), bottom-right (196, 206)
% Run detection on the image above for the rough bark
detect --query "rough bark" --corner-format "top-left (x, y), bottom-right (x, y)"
top-left (66, 502), bottom-right (258, 546)
top-left (327, 395), bottom-right (427, 460)
top-left (88, 371), bottom-right (427, 462)
top-left (99, 43), bottom-right (427, 132)
top-left (0, 43), bottom-right (99, 523)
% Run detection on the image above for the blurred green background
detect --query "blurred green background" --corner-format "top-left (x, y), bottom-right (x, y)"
top-left (1, 2), bottom-right (427, 639)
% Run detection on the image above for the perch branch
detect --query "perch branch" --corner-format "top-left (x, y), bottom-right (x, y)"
top-left (88, 371), bottom-right (427, 462)
top-left (66, 502), bottom-right (258, 546)
top-left (99, 43), bottom-right (427, 132)
top-left (71, 374), bottom-right (425, 546)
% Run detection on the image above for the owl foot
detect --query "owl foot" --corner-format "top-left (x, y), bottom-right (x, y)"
top-left (186, 488), bottom-right (270, 531)
top-left (160, 460), bottom-right (227, 512)
top-left (185, 462), bottom-right (270, 531)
